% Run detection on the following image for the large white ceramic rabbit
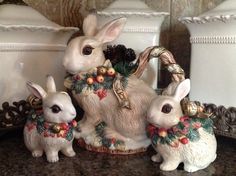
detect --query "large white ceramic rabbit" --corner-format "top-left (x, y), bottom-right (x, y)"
top-left (147, 79), bottom-right (217, 172)
top-left (24, 76), bottom-right (77, 162)
top-left (63, 14), bottom-right (157, 153)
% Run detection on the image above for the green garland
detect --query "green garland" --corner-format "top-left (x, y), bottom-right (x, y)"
top-left (26, 110), bottom-right (78, 141)
top-left (147, 116), bottom-right (214, 148)
top-left (65, 66), bottom-right (128, 98)
top-left (95, 121), bottom-right (125, 149)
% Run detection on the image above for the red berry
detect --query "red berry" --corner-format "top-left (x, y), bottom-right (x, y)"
top-left (60, 123), bottom-right (69, 130)
top-left (71, 120), bottom-right (78, 127)
top-left (180, 137), bottom-right (189, 144)
top-left (107, 68), bottom-right (116, 76)
top-left (158, 128), bottom-right (167, 137)
top-left (86, 77), bottom-right (94, 85)
top-left (111, 138), bottom-right (116, 144)
top-left (96, 75), bottom-right (104, 83)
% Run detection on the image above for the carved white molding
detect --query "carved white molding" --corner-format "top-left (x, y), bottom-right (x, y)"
top-left (0, 43), bottom-right (66, 51)
top-left (180, 15), bottom-right (236, 24)
top-left (122, 27), bottom-right (160, 33)
top-left (0, 24), bottom-right (78, 33)
top-left (190, 36), bottom-right (236, 44)
top-left (97, 11), bottom-right (169, 18)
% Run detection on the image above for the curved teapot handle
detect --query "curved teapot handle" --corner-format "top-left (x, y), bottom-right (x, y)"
top-left (134, 46), bottom-right (185, 83)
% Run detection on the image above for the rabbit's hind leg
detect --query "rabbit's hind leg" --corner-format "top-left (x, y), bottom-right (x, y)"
top-left (184, 162), bottom-right (204, 172)
top-left (151, 153), bottom-right (162, 162)
top-left (61, 144), bottom-right (76, 157)
top-left (160, 158), bottom-right (181, 171)
top-left (32, 150), bottom-right (43, 157)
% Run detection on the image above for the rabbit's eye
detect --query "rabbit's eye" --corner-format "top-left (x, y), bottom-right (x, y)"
top-left (161, 104), bottom-right (173, 114)
top-left (50, 105), bottom-right (61, 113)
top-left (82, 45), bottom-right (94, 55)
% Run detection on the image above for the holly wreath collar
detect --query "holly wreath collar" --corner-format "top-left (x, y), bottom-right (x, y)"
top-left (26, 110), bottom-right (78, 141)
top-left (64, 60), bottom-right (131, 109)
top-left (147, 116), bottom-right (214, 148)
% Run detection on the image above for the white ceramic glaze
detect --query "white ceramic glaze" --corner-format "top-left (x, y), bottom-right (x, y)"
top-left (147, 79), bottom-right (217, 172)
top-left (0, 4), bottom-right (79, 105)
top-left (180, 0), bottom-right (236, 107)
top-left (24, 76), bottom-right (77, 163)
top-left (63, 14), bottom-right (157, 154)
top-left (97, 0), bottom-right (169, 89)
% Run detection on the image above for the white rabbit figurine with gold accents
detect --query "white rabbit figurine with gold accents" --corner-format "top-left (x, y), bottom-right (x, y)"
top-left (63, 14), bottom-right (157, 154)
top-left (147, 79), bottom-right (217, 172)
top-left (24, 76), bottom-right (78, 162)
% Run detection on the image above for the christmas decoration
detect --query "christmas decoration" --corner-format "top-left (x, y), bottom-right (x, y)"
top-left (26, 111), bottom-right (79, 142)
top-left (65, 62), bottom-right (128, 101)
top-left (147, 115), bottom-right (214, 147)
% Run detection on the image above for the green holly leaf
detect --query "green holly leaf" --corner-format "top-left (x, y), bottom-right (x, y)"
top-left (102, 138), bottom-right (111, 148)
top-left (93, 82), bottom-right (101, 91)
top-left (114, 61), bottom-right (138, 77)
top-left (186, 128), bottom-right (200, 142)
top-left (66, 129), bottom-right (73, 141)
top-left (152, 135), bottom-right (159, 145)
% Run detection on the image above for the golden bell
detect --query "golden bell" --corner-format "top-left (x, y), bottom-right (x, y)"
top-left (51, 125), bottom-right (61, 133)
top-left (97, 66), bottom-right (107, 75)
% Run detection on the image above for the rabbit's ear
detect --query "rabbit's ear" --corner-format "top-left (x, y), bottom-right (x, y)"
top-left (173, 79), bottom-right (190, 102)
top-left (95, 17), bottom-right (126, 43)
top-left (46, 75), bottom-right (56, 93)
top-left (83, 14), bottom-right (98, 36)
top-left (26, 82), bottom-right (47, 99)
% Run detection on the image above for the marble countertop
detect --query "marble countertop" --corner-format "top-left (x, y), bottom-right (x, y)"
top-left (0, 130), bottom-right (235, 176)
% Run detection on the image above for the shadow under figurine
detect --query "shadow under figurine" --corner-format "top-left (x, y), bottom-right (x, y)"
top-left (24, 76), bottom-right (79, 162)
top-left (147, 79), bottom-right (217, 172)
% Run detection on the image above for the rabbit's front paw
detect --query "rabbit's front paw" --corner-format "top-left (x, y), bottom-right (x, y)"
top-left (32, 150), bottom-right (43, 157)
top-left (47, 155), bottom-right (59, 163)
top-left (46, 151), bottom-right (59, 163)
top-left (160, 161), bottom-right (179, 171)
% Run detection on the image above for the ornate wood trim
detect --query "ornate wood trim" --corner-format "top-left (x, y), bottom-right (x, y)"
top-left (0, 100), bottom-right (31, 133)
top-left (0, 0), bottom-right (27, 5)
top-left (203, 103), bottom-right (236, 139)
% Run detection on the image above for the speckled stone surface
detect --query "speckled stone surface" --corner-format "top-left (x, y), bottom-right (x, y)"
top-left (0, 130), bottom-right (235, 176)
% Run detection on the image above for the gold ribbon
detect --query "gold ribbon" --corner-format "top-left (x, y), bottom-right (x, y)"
top-left (112, 74), bottom-right (131, 109)
top-left (181, 98), bottom-right (212, 118)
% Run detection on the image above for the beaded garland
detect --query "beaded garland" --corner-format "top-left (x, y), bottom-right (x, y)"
top-left (65, 65), bottom-right (128, 100)
top-left (26, 110), bottom-right (78, 141)
top-left (147, 116), bottom-right (214, 148)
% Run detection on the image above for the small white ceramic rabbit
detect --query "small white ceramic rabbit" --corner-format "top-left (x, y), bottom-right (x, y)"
top-left (24, 76), bottom-right (77, 162)
top-left (63, 14), bottom-right (157, 152)
top-left (147, 79), bottom-right (217, 172)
